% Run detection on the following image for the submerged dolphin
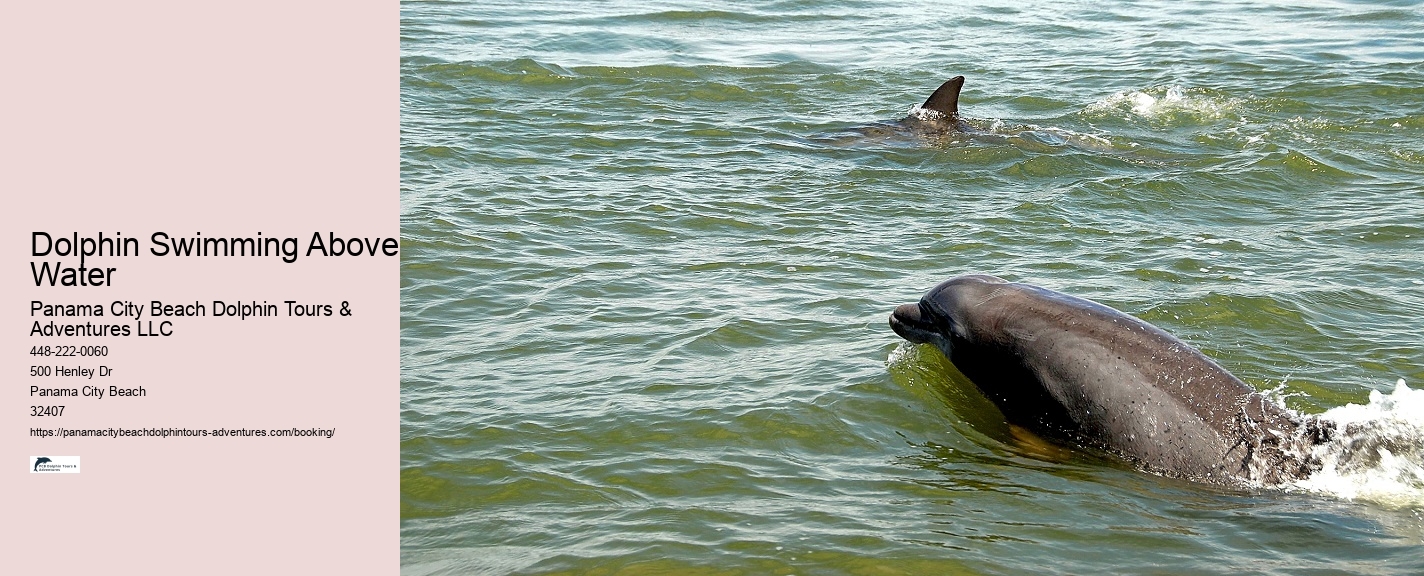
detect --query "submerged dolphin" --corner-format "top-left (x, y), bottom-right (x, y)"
top-left (889, 274), bottom-right (1330, 486)
top-left (847, 76), bottom-right (1139, 157)
top-left (846, 76), bottom-right (971, 141)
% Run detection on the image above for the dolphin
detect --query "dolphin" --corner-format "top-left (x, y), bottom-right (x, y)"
top-left (845, 76), bottom-right (1145, 158)
top-left (844, 76), bottom-right (971, 142)
top-left (889, 274), bottom-right (1330, 486)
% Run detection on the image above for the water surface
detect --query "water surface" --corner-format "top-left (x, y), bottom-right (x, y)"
top-left (401, 1), bottom-right (1424, 573)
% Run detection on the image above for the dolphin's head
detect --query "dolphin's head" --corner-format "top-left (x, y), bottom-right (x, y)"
top-left (889, 274), bottom-right (1009, 357)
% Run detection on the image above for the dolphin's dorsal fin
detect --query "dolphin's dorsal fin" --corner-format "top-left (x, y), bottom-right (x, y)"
top-left (921, 76), bottom-right (965, 117)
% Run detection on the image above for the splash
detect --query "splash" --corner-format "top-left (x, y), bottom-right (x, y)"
top-left (886, 340), bottom-right (918, 367)
top-left (904, 104), bottom-right (950, 122)
top-left (1292, 379), bottom-right (1424, 508)
top-left (1085, 85), bottom-right (1240, 123)
top-left (1130, 86), bottom-right (1185, 116)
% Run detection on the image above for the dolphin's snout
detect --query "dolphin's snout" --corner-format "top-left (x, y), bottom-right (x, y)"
top-left (892, 302), bottom-right (921, 323)
top-left (889, 302), bottom-right (926, 342)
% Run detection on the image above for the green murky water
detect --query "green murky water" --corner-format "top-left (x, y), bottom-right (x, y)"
top-left (401, 1), bottom-right (1424, 573)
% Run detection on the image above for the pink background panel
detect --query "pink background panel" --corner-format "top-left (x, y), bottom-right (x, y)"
top-left (2, 2), bottom-right (396, 574)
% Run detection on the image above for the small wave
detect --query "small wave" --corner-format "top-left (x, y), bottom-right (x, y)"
top-left (1293, 379), bottom-right (1424, 507)
top-left (902, 109), bottom-right (1126, 154)
top-left (993, 123), bottom-right (1118, 154)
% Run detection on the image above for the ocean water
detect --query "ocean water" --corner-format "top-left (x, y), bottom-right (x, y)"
top-left (400, 1), bottom-right (1424, 573)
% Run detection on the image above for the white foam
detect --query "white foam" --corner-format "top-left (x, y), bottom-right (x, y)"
top-left (904, 104), bottom-right (948, 122)
top-left (1130, 92), bottom-right (1158, 116)
top-left (1292, 379), bottom-right (1424, 508)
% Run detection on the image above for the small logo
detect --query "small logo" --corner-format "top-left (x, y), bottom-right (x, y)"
top-left (31, 456), bottom-right (80, 473)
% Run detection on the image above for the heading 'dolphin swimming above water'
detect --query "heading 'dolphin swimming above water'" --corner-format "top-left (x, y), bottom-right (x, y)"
top-left (889, 274), bottom-right (1333, 486)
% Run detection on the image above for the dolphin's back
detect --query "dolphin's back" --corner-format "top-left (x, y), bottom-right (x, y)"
top-left (964, 283), bottom-right (1303, 483)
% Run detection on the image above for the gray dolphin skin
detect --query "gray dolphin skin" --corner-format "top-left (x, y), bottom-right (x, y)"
top-left (889, 274), bottom-right (1330, 486)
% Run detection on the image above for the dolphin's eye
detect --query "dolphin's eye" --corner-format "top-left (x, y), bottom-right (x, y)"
top-left (919, 301), bottom-right (950, 326)
top-left (920, 300), bottom-right (967, 338)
